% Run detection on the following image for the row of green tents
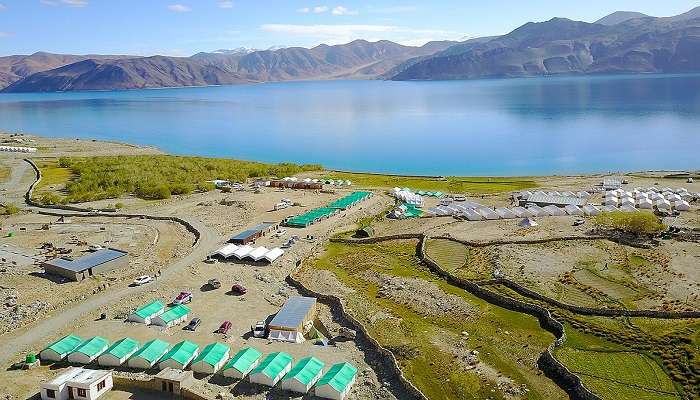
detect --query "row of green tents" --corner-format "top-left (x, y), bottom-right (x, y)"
top-left (287, 191), bottom-right (373, 228)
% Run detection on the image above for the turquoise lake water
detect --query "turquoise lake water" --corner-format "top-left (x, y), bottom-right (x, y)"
top-left (1, 74), bottom-right (699, 176)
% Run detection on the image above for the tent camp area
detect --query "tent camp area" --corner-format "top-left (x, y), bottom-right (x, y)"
top-left (268, 296), bottom-right (317, 343)
top-left (42, 248), bottom-right (128, 282)
top-left (280, 356), bottom-right (325, 394)
top-left (159, 340), bottom-right (200, 370)
top-left (152, 304), bottom-right (190, 328)
top-left (98, 338), bottom-right (139, 367)
top-left (222, 347), bottom-right (263, 379)
top-left (128, 300), bottom-right (165, 324)
top-left (249, 352), bottom-right (294, 387)
top-left (40, 367), bottom-right (113, 400)
top-left (40, 334), bottom-right (83, 362)
top-left (314, 362), bottom-right (358, 400)
top-left (67, 336), bottom-right (110, 364)
top-left (190, 342), bottom-right (230, 374)
top-left (127, 339), bottom-right (170, 369)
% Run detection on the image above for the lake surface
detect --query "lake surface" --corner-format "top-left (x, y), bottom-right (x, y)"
top-left (1, 74), bottom-right (699, 176)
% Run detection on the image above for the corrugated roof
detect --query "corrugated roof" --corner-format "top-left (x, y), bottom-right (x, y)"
top-left (269, 296), bottom-right (316, 330)
top-left (104, 338), bottom-right (139, 359)
top-left (45, 248), bottom-right (127, 272)
top-left (525, 194), bottom-right (587, 206)
top-left (282, 357), bottom-right (325, 385)
top-left (133, 300), bottom-right (165, 319)
top-left (131, 339), bottom-right (169, 363)
top-left (251, 352), bottom-right (293, 379)
top-left (328, 192), bottom-right (372, 210)
top-left (193, 342), bottom-right (229, 367)
top-left (44, 334), bottom-right (83, 356)
top-left (159, 304), bottom-right (190, 323)
top-left (224, 347), bottom-right (262, 373)
top-left (161, 340), bottom-right (199, 365)
top-left (229, 223), bottom-right (275, 241)
top-left (317, 362), bottom-right (357, 393)
top-left (72, 336), bottom-right (109, 357)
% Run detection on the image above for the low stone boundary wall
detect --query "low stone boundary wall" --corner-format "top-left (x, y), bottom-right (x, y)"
top-left (330, 233), bottom-right (423, 244)
top-left (538, 349), bottom-right (601, 400)
top-left (287, 265), bottom-right (428, 400)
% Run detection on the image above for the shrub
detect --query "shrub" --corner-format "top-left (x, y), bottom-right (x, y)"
top-left (136, 184), bottom-right (171, 200)
top-left (40, 192), bottom-right (63, 205)
top-left (114, 202), bottom-right (124, 209)
top-left (169, 183), bottom-right (194, 196)
top-left (594, 211), bottom-right (665, 235)
top-left (196, 182), bottom-right (216, 192)
top-left (1, 203), bottom-right (20, 215)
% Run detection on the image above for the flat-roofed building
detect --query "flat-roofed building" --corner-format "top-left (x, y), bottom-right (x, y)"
top-left (228, 223), bottom-right (277, 245)
top-left (520, 194), bottom-right (588, 208)
top-left (41, 367), bottom-right (112, 400)
top-left (43, 248), bottom-right (128, 281)
top-left (268, 296), bottom-right (317, 343)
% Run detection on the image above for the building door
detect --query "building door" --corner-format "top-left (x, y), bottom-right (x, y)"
top-left (168, 382), bottom-right (174, 392)
top-left (162, 381), bottom-right (167, 391)
top-left (88, 268), bottom-right (93, 276)
top-left (68, 388), bottom-right (74, 399)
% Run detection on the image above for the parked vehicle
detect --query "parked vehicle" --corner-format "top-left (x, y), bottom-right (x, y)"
top-left (230, 284), bottom-right (247, 295)
top-left (281, 239), bottom-right (294, 249)
top-left (207, 279), bottom-right (221, 289)
top-left (132, 275), bottom-right (152, 286)
top-left (454, 196), bottom-right (466, 202)
top-left (88, 244), bottom-right (103, 251)
top-left (273, 228), bottom-right (287, 238)
top-left (173, 291), bottom-right (193, 305)
top-left (216, 321), bottom-right (232, 334)
top-left (184, 317), bottom-right (201, 331)
top-left (573, 219), bottom-right (585, 226)
top-left (252, 321), bottom-right (266, 338)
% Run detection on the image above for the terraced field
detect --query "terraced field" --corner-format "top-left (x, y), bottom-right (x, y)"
top-left (424, 239), bottom-right (467, 271)
top-left (555, 348), bottom-right (680, 400)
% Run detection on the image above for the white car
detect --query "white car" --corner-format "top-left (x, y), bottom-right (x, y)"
top-left (132, 275), bottom-right (152, 286)
top-left (88, 244), bottom-right (103, 251)
top-left (273, 229), bottom-right (287, 238)
top-left (252, 321), bottom-right (266, 338)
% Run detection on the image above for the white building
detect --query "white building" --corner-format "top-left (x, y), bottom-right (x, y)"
top-left (41, 367), bottom-right (112, 400)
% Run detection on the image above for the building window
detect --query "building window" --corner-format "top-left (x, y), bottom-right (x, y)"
top-left (97, 380), bottom-right (106, 390)
top-left (46, 389), bottom-right (56, 398)
top-left (77, 388), bottom-right (87, 397)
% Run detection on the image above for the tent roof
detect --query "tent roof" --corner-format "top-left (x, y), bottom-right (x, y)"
top-left (282, 357), bottom-right (325, 385)
top-left (251, 352), bottom-right (293, 378)
top-left (159, 304), bottom-right (190, 323)
top-left (161, 340), bottom-right (199, 365)
top-left (263, 248), bottom-right (284, 262)
top-left (224, 347), bottom-right (263, 373)
top-left (193, 342), bottom-right (229, 367)
top-left (131, 339), bottom-right (169, 363)
top-left (133, 300), bottom-right (165, 319)
top-left (269, 296), bottom-right (316, 329)
top-left (104, 338), bottom-right (139, 359)
top-left (73, 336), bottom-right (109, 357)
top-left (44, 334), bottom-right (83, 355)
top-left (317, 362), bottom-right (357, 393)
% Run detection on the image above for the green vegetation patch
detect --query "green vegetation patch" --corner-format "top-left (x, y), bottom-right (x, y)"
top-left (308, 241), bottom-right (562, 400)
top-left (0, 203), bottom-right (20, 215)
top-left (555, 347), bottom-right (679, 400)
top-left (0, 164), bottom-right (9, 183)
top-left (424, 239), bottom-right (468, 271)
top-left (39, 155), bottom-right (321, 203)
top-left (325, 172), bottom-right (537, 194)
top-left (594, 211), bottom-right (665, 236)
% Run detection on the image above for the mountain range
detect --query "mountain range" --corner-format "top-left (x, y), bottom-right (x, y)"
top-left (2, 6), bottom-right (700, 92)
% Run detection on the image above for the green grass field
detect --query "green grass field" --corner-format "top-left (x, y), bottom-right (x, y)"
top-left (424, 239), bottom-right (468, 271)
top-left (308, 240), bottom-right (563, 400)
top-left (555, 348), bottom-right (679, 400)
top-left (325, 171), bottom-right (538, 194)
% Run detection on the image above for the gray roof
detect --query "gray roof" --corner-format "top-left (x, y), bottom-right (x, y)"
top-left (269, 296), bottom-right (316, 329)
top-left (603, 178), bottom-right (622, 189)
top-left (229, 222), bottom-right (276, 241)
top-left (525, 194), bottom-right (587, 206)
top-left (44, 248), bottom-right (127, 272)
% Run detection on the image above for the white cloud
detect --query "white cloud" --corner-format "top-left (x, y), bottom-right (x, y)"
top-left (332, 6), bottom-right (358, 16)
top-left (218, 1), bottom-right (233, 8)
top-left (369, 5), bottom-right (417, 14)
top-left (297, 5), bottom-right (328, 14)
top-left (40, 0), bottom-right (88, 6)
top-left (0, 4), bottom-right (6, 11)
top-left (0, 31), bottom-right (14, 38)
top-left (167, 4), bottom-right (191, 12)
top-left (262, 24), bottom-right (394, 36)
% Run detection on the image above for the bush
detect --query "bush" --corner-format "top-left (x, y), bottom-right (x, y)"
top-left (195, 182), bottom-right (216, 192)
top-left (594, 211), bottom-right (665, 235)
top-left (1, 203), bottom-right (20, 215)
top-left (169, 183), bottom-right (194, 196)
top-left (40, 192), bottom-right (63, 205)
top-left (136, 184), bottom-right (171, 200)
top-left (114, 202), bottom-right (124, 209)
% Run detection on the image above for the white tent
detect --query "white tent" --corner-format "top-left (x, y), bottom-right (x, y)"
top-left (667, 193), bottom-right (681, 202)
top-left (518, 218), bottom-right (538, 228)
top-left (543, 205), bottom-right (566, 216)
top-left (638, 198), bottom-right (653, 209)
top-left (620, 198), bottom-right (635, 208)
top-left (561, 191), bottom-right (576, 197)
top-left (190, 343), bottom-right (230, 374)
top-left (547, 191), bottom-right (561, 196)
top-left (604, 198), bottom-right (619, 207)
top-left (215, 244), bottom-right (239, 258)
top-left (511, 206), bottom-right (533, 218)
top-left (527, 205), bottom-right (548, 217)
top-left (232, 245), bottom-right (255, 259)
top-left (248, 246), bottom-right (270, 261)
top-left (601, 205), bottom-right (617, 212)
top-left (620, 204), bottom-right (637, 212)
top-left (463, 209), bottom-right (485, 221)
top-left (656, 199), bottom-right (672, 210)
top-left (582, 205), bottom-right (601, 216)
top-left (577, 191), bottom-right (591, 198)
top-left (674, 200), bottom-right (691, 211)
top-left (476, 208), bottom-right (499, 220)
top-left (635, 192), bottom-right (648, 200)
top-left (564, 205), bottom-right (584, 216)
top-left (532, 190), bottom-right (547, 197)
top-left (495, 207), bottom-right (517, 219)
top-left (263, 248), bottom-right (285, 262)
top-left (519, 191), bottom-right (532, 199)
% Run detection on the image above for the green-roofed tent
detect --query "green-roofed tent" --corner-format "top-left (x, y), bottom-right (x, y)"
top-left (281, 356), bottom-right (325, 394)
top-left (128, 300), bottom-right (165, 324)
top-left (327, 192), bottom-right (372, 210)
top-left (286, 207), bottom-right (338, 228)
top-left (152, 304), bottom-right (190, 328)
top-left (191, 342), bottom-right (230, 374)
top-left (67, 336), bottom-right (110, 364)
top-left (222, 347), bottom-right (263, 379)
top-left (127, 339), bottom-right (170, 369)
top-left (159, 340), bottom-right (199, 370)
top-left (249, 352), bottom-right (293, 387)
top-left (315, 362), bottom-right (358, 400)
top-left (40, 334), bottom-right (83, 362)
top-left (98, 337), bottom-right (140, 367)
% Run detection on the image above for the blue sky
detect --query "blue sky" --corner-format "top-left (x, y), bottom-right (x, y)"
top-left (0, 1), bottom-right (698, 56)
